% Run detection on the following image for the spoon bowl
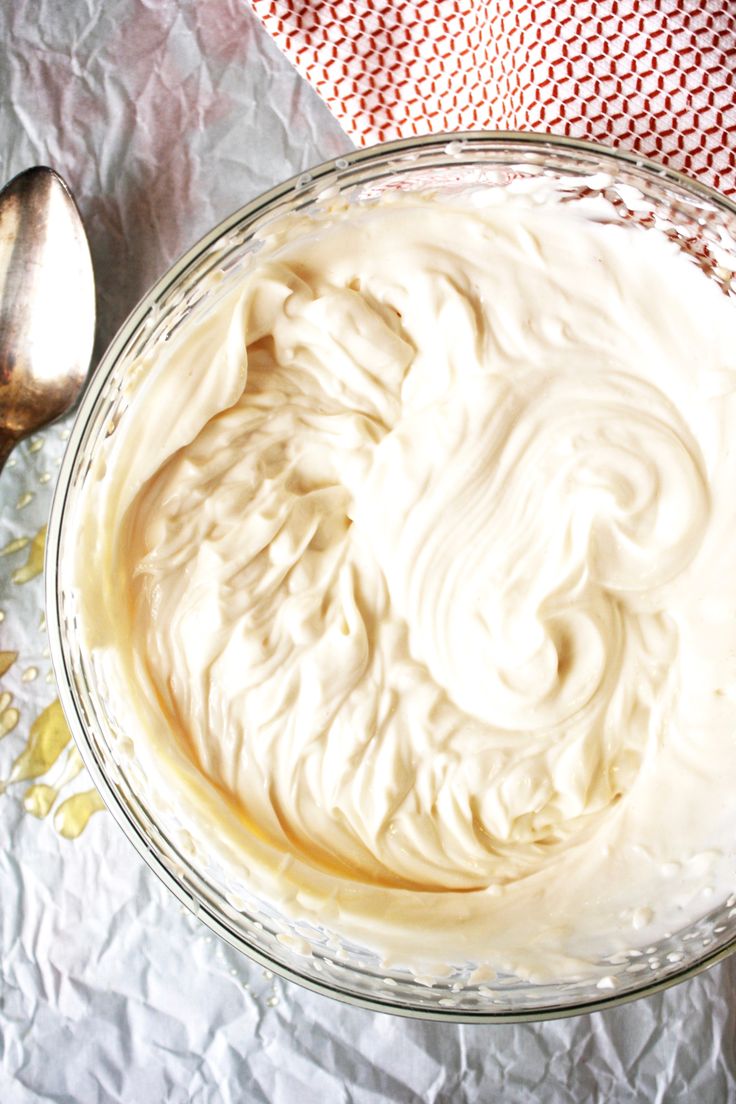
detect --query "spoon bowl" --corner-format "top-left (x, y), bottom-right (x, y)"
top-left (0, 166), bottom-right (95, 470)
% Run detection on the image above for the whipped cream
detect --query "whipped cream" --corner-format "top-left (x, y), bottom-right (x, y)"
top-left (75, 191), bottom-right (736, 977)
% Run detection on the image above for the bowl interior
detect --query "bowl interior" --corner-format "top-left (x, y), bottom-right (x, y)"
top-left (47, 133), bottom-right (736, 1021)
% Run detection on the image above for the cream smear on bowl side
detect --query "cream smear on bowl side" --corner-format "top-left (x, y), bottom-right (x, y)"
top-left (72, 190), bottom-right (736, 980)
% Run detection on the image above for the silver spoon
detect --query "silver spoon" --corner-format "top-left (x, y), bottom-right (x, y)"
top-left (0, 166), bottom-right (95, 472)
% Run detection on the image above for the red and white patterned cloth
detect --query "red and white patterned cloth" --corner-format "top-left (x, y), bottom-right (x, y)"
top-left (250, 0), bottom-right (736, 197)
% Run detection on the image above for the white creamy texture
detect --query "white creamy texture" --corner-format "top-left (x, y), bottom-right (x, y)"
top-left (76, 193), bottom-right (736, 976)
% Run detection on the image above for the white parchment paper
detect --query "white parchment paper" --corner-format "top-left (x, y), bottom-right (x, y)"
top-left (1, 2), bottom-right (736, 1100)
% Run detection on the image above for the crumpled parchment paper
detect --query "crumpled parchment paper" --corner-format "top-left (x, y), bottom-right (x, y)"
top-left (1, 2), bottom-right (736, 1100)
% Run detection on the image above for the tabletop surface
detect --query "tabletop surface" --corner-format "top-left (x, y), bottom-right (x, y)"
top-left (2, 3), bottom-right (736, 1101)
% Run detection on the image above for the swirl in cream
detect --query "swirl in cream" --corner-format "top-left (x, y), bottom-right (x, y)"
top-left (77, 194), bottom-right (736, 972)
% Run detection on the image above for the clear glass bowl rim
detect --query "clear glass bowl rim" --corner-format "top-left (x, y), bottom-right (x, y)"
top-left (46, 129), bottom-right (736, 1023)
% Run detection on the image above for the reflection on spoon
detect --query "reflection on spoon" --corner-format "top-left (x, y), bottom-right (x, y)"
top-left (0, 166), bottom-right (95, 471)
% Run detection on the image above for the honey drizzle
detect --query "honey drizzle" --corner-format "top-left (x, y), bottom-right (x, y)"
top-left (22, 746), bottom-right (84, 820)
top-left (1, 514), bottom-right (102, 836)
top-left (12, 526), bottom-right (46, 585)
top-left (0, 536), bottom-right (29, 557)
top-left (2, 700), bottom-right (101, 836)
top-left (0, 691), bottom-right (19, 738)
top-left (9, 698), bottom-right (70, 783)
top-left (54, 789), bottom-right (105, 839)
top-left (0, 651), bottom-right (17, 677)
top-left (23, 783), bottom-right (56, 819)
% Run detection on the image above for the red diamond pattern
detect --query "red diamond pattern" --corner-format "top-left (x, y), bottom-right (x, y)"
top-left (250, 0), bottom-right (736, 196)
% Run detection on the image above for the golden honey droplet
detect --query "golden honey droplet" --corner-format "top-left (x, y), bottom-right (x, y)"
top-left (0, 610), bottom-right (5, 622)
top-left (0, 704), bottom-right (19, 739)
top-left (38, 611), bottom-right (46, 632)
top-left (54, 788), bottom-right (105, 839)
top-left (39, 472), bottom-right (51, 485)
top-left (45, 670), bottom-right (55, 684)
top-left (0, 651), bottom-right (17, 676)
top-left (0, 536), bottom-right (29, 557)
top-left (21, 667), bottom-right (38, 683)
top-left (23, 783), bottom-right (57, 818)
top-left (9, 698), bottom-right (71, 784)
top-left (28, 437), bottom-right (44, 454)
top-left (0, 692), bottom-right (10, 712)
top-left (16, 492), bottom-right (34, 510)
top-left (12, 526), bottom-right (47, 585)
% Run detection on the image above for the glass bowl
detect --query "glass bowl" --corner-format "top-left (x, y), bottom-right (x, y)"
top-left (46, 132), bottom-right (736, 1022)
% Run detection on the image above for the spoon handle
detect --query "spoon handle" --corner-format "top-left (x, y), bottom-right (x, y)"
top-left (0, 431), bottom-right (17, 473)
